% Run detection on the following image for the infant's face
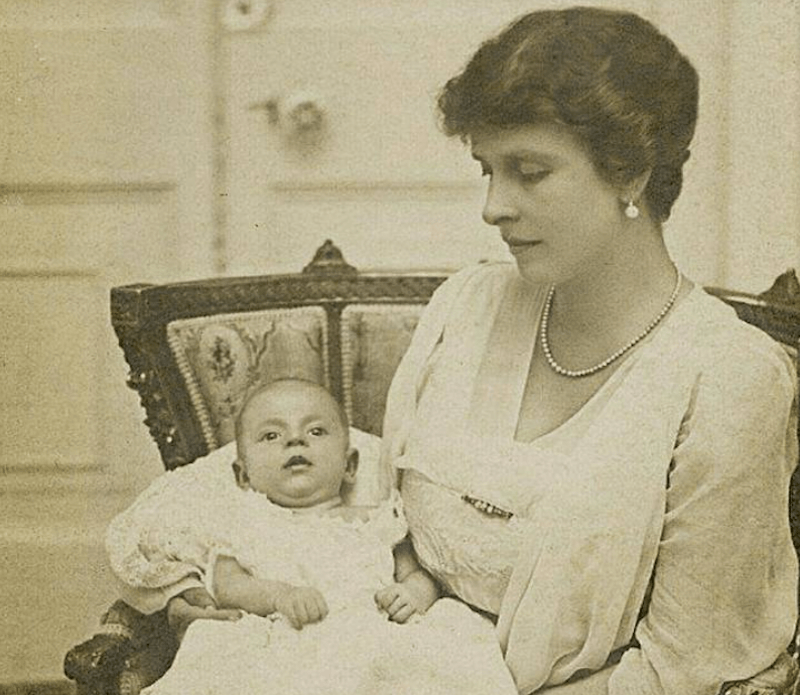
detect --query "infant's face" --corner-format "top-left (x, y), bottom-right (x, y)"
top-left (237, 383), bottom-right (352, 507)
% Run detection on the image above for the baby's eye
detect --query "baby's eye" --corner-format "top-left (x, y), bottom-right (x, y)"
top-left (259, 431), bottom-right (280, 442)
top-left (308, 426), bottom-right (327, 437)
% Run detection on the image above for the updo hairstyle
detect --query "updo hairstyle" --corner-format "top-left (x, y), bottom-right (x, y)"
top-left (438, 7), bottom-right (699, 222)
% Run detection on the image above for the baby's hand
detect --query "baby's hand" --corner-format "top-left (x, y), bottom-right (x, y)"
top-left (167, 587), bottom-right (242, 639)
top-left (374, 582), bottom-right (429, 624)
top-left (274, 586), bottom-right (328, 629)
top-left (180, 586), bottom-right (217, 610)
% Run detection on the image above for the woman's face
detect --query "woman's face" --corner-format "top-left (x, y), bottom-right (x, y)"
top-left (471, 122), bottom-right (628, 286)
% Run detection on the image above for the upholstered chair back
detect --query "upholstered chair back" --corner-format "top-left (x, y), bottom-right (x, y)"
top-left (111, 240), bottom-right (445, 470)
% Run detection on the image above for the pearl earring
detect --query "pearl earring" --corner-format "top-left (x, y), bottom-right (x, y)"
top-left (625, 200), bottom-right (640, 219)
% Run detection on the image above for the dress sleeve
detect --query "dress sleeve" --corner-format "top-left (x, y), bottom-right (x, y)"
top-left (379, 263), bottom-right (505, 488)
top-left (367, 487), bottom-right (410, 548)
top-left (609, 340), bottom-right (798, 695)
top-left (106, 444), bottom-right (238, 614)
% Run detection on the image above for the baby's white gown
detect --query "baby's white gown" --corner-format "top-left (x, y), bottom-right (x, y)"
top-left (142, 488), bottom-right (516, 695)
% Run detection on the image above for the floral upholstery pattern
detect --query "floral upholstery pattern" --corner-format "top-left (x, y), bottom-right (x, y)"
top-left (341, 304), bottom-right (424, 435)
top-left (167, 307), bottom-right (328, 449)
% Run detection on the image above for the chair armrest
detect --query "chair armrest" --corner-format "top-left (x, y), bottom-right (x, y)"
top-left (64, 632), bottom-right (134, 684)
top-left (64, 601), bottom-right (179, 695)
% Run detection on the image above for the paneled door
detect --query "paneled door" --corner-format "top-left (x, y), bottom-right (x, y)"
top-left (220, 0), bottom-right (546, 276)
top-left (223, 0), bottom-right (800, 289)
top-left (0, 1), bottom-right (216, 682)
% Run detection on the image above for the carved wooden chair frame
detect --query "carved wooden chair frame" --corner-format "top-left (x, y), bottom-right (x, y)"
top-left (111, 240), bottom-right (445, 471)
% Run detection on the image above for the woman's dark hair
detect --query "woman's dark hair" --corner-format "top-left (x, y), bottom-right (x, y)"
top-left (438, 7), bottom-right (698, 222)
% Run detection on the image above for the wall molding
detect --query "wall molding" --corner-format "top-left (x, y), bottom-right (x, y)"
top-left (0, 182), bottom-right (175, 207)
top-left (0, 681), bottom-right (74, 695)
top-left (271, 180), bottom-right (482, 202)
top-left (0, 2), bottom-right (176, 30)
top-left (0, 266), bottom-right (100, 278)
top-left (0, 467), bottom-right (140, 496)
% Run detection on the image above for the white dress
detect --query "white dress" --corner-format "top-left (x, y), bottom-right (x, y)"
top-left (380, 262), bottom-right (799, 694)
top-left (126, 485), bottom-right (517, 695)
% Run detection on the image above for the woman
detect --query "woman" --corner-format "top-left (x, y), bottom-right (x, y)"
top-left (107, 7), bottom-right (797, 695)
top-left (379, 6), bottom-right (797, 695)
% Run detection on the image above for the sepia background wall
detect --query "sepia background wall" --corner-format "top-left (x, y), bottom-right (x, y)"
top-left (1, 0), bottom-right (798, 685)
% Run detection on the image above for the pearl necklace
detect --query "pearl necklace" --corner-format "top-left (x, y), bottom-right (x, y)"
top-left (540, 269), bottom-right (682, 378)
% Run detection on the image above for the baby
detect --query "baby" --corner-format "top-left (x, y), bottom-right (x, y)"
top-left (112, 379), bottom-right (517, 695)
top-left (217, 377), bottom-right (437, 628)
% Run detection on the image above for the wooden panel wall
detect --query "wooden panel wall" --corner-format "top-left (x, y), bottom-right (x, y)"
top-left (0, 1), bottom-right (216, 682)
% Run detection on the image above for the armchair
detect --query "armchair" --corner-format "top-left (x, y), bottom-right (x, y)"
top-left (64, 241), bottom-right (800, 695)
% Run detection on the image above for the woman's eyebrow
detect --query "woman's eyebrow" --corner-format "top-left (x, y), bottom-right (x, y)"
top-left (508, 151), bottom-right (558, 166)
top-left (471, 150), bottom-right (557, 165)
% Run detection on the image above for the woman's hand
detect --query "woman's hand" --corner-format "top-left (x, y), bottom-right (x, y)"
top-left (274, 586), bottom-right (329, 629)
top-left (166, 587), bottom-right (242, 639)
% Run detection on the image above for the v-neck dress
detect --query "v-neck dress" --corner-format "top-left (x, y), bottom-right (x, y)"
top-left (381, 262), bottom-right (798, 694)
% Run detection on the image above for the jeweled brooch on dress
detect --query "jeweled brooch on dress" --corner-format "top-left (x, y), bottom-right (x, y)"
top-left (461, 494), bottom-right (514, 519)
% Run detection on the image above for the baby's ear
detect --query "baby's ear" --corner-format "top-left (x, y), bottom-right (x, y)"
top-left (343, 447), bottom-right (359, 485)
top-left (232, 460), bottom-right (249, 489)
